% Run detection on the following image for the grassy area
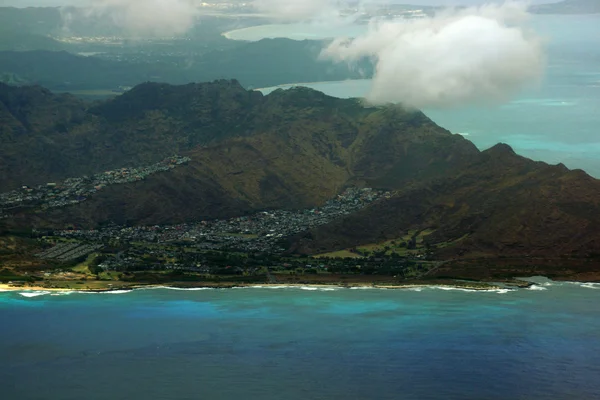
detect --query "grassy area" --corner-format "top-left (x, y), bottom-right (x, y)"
top-left (314, 250), bottom-right (363, 259)
top-left (71, 252), bottom-right (99, 274)
top-left (356, 229), bottom-right (438, 256)
top-left (36, 279), bottom-right (130, 290)
top-left (98, 271), bottom-right (124, 280)
top-left (314, 229), bottom-right (447, 259)
top-left (435, 233), bottom-right (470, 249)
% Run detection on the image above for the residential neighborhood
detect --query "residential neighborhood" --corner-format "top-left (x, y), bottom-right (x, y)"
top-left (54, 187), bottom-right (391, 253)
top-left (0, 156), bottom-right (190, 218)
top-left (26, 187), bottom-right (434, 278)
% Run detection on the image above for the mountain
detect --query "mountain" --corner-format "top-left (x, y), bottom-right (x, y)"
top-left (532, 0), bottom-right (600, 14)
top-left (0, 80), bottom-right (263, 190)
top-left (2, 82), bottom-right (476, 227)
top-left (287, 143), bottom-right (600, 269)
top-left (3, 80), bottom-right (600, 270)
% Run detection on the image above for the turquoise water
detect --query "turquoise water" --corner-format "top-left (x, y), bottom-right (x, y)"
top-left (257, 15), bottom-right (600, 177)
top-left (2, 281), bottom-right (600, 399)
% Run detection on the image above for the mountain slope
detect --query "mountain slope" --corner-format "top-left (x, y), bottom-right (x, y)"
top-left (11, 85), bottom-right (476, 228)
top-left (288, 143), bottom-right (600, 260)
top-left (2, 81), bottom-right (600, 269)
top-left (0, 80), bottom-right (263, 190)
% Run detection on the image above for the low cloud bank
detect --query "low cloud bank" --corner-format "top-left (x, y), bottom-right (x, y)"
top-left (62, 0), bottom-right (201, 37)
top-left (321, 2), bottom-right (544, 108)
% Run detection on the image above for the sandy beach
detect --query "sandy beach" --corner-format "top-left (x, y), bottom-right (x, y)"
top-left (0, 283), bottom-right (72, 292)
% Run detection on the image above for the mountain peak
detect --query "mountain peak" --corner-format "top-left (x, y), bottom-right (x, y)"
top-left (485, 143), bottom-right (516, 155)
top-left (91, 79), bottom-right (259, 122)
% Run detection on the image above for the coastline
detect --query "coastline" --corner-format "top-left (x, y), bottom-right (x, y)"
top-left (0, 280), bottom-right (530, 294)
top-left (253, 78), bottom-right (371, 92)
top-left (0, 284), bottom-right (72, 292)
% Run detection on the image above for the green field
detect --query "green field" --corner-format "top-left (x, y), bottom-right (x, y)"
top-left (314, 250), bottom-right (363, 259)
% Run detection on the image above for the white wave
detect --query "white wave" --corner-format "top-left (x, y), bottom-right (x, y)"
top-left (349, 286), bottom-right (378, 290)
top-left (528, 285), bottom-right (547, 291)
top-left (50, 291), bottom-right (82, 296)
top-left (249, 285), bottom-right (292, 289)
top-left (141, 286), bottom-right (215, 291)
top-left (562, 281), bottom-right (600, 289)
top-left (431, 286), bottom-right (481, 292)
top-left (233, 285), bottom-right (292, 289)
top-left (243, 284), bottom-right (339, 291)
top-left (580, 283), bottom-right (600, 290)
top-left (99, 290), bottom-right (132, 294)
top-left (19, 291), bottom-right (51, 298)
top-left (431, 286), bottom-right (512, 293)
top-left (299, 286), bottom-right (338, 291)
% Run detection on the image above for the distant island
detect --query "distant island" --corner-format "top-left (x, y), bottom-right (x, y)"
top-left (532, 0), bottom-right (600, 14)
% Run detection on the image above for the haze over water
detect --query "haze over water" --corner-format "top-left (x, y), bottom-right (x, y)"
top-left (2, 281), bottom-right (600, 399)
top-left (252, 15), bottom-right (600, 177)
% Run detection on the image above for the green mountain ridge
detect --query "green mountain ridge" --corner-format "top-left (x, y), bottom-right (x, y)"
top-left (3, 81), bottom-right (475, 227)
top-left (0, 80), bottom-right (265, 190)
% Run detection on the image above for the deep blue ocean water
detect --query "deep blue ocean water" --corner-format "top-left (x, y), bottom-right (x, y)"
top-left (256, 15), bottom-right (600, 177)
top-left (2, 280), bottom-right (600, 399)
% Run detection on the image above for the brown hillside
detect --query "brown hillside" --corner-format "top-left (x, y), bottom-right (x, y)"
top-left (0, 80), bottom-right (260, 190)
top-left (9, 85), bottom-right (477, 228)
top-left (289, 144), bottom-right (600, 259)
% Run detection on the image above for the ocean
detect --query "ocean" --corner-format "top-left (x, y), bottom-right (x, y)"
top-left (253, 14), bottom-right (600, 177)
top-left (1, 280), bottom-right (600, 399)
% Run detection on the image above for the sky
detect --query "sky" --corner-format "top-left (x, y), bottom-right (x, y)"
top-left (0, 0), bottom-right (561, 7)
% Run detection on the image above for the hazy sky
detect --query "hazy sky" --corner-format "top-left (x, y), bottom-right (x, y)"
top-left (0, 0), bottom-right (560, 7)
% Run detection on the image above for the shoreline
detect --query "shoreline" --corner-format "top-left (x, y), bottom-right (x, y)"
top-left (0, 280), bottom-right (530, 294)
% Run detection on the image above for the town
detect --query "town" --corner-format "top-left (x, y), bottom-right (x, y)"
top-left (53, 187), bottom-right (390, 254)
top-left (0, 156), bottom-right (190, 218)
top-left (24, 187), bottom-right (437, 285)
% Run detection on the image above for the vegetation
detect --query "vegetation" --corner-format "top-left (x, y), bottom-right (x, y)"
top-left (3, 80), bottom-right (600, 282)
top-left (1, 81), bottom-right (474, 228)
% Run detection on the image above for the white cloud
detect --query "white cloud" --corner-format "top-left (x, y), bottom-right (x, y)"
top-left (321, 2), bottom-right (544, 108)
top-left (63, 0), bottom-right (201, 37)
